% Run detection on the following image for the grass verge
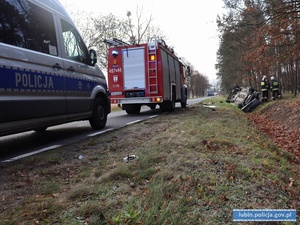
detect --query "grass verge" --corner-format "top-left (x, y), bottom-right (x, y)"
top-left (0, 97), bottom-right (299, 225)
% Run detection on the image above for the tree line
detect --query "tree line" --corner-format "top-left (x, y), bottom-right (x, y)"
top-left (217, 0), bottom-right (300, 96)
top-left (62, 3), bottom-right (210, 98)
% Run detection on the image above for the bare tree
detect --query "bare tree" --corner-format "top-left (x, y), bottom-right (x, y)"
top-left (65, 4), bottom-right (166, 70)
top-left (218, 0), bottom-right (300, 95)
top-left (90, 14), bottom-right (129, 70)
top-left (126, 5), bottom-right (153, 44)
top-left (188, 66), bottom-right (210, 98)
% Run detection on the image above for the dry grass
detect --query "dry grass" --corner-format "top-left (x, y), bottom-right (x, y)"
top-left (111, 104), bottom-right (121, 111)
top-left (0, 97), bottom-right (299, 225)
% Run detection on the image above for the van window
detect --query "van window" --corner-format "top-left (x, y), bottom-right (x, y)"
top-left (0, 0), bottom-right (58, 55)
top-left (61, 19), bottom-right (90, 65)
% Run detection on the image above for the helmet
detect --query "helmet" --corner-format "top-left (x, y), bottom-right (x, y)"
top-left (271, 76), bottom-right (275, 80)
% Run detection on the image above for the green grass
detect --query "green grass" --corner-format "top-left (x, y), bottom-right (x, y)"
top-left (0, 97), bottom-right (299, 225)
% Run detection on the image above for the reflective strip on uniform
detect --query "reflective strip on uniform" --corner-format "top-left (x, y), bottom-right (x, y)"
top-left (272, 81), bottom-right (279, 90)
top-left (261, 81), bottom-right (268, 91)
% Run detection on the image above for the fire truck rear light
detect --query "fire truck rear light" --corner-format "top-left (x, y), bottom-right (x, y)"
top-left (111, 99), bottom-right (118, 104)
top-left (150, 55), bottom-right (155, 61)
top-left (151, 97), bottom-right (162, 102)
top-left (113, 59), bottom-right (117, 65)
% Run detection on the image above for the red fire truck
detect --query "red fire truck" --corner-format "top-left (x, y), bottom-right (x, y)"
top-left (106, 38), bottom-right (190, 114)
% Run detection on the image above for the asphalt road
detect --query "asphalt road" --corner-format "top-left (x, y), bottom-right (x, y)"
top-left (0, 97), bottom-right (211, 162)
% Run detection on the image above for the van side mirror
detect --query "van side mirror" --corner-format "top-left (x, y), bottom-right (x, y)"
top-left (89, 49), bottom-right (97, 66)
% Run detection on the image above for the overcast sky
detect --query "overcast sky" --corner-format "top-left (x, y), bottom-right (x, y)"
top-left (59, 0), bottom-right (226, 83)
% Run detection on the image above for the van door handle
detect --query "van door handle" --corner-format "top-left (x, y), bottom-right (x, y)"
top-left (53, 63), bottom-right (62, 69)
top-left (67, 66), bottom-right (75, 72)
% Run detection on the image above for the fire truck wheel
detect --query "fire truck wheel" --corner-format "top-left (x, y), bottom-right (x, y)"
top-left (125, 105), bottom-right (141, 114)
top-left (150, 104), bottom-right (157, 110)
top-left (160, 100), bottom-right (175, 112)
top-left (181, 95), bottom-right (187, 108)
top-left (181, 88), bottom-right (187, 108)
top-left (89, 97), bottom-right (107, 129)
top-left (171, 97), bottom-right (176, 111)
top-left (170, 86), bottom-right (176, 111)
top-left (160, 103), bottom-right (167, 112)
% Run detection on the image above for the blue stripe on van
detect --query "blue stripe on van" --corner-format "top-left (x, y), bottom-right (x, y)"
top-left (0, 66), bottom-right (105, 94)
top-left (66, 76), bottom-right (95, 92)
top-left (0, 66), bottom-right (65, 92)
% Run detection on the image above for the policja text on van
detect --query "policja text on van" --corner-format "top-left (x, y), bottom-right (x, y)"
top-left (15, 72), bottom-right (54, 89)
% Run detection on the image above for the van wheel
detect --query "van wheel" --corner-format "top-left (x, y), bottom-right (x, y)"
top-left (89, 97), bottom-right (107, 129)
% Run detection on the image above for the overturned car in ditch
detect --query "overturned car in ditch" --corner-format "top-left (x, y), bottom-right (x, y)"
top-left (226, 86), bottom-right (260, 112)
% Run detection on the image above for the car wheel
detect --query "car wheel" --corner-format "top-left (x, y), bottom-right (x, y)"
top-left (89, 97), bottom-right (107, 129)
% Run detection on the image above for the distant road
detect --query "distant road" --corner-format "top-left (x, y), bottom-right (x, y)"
top-left (0, 97), bottom-right (211, 162)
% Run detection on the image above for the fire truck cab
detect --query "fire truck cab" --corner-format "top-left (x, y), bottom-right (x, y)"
top-left (106, 38), bottom-right (189, 114)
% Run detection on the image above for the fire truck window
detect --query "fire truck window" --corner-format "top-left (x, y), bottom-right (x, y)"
top-left (61, 19), bottom-right (90, 64)
top-left (0, 0), bottom-right (57, 55)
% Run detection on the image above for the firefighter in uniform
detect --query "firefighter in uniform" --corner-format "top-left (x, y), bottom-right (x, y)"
top-left (261, 75), bottom-right (269, 102)
top-left (270, 76), bottom-right (280, 100)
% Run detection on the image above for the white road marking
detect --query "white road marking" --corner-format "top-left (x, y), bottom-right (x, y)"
top-left (148, 115), bottom-right (158, 119)
top-left (87, 128), bottom-right (114, 137)
top-left (2, 145), bottom-right (62, 163)
top-left (126, 120), bottom-right (141, 125)
top-left (2, 115), bottom-right (158, 162)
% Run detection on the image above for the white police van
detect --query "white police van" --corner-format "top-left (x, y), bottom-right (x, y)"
top-left (0, 0), bottom-right (111, 136)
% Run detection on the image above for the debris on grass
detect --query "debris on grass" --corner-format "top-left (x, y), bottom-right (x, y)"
top-left (123, 155), bottom-right (138, 163)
